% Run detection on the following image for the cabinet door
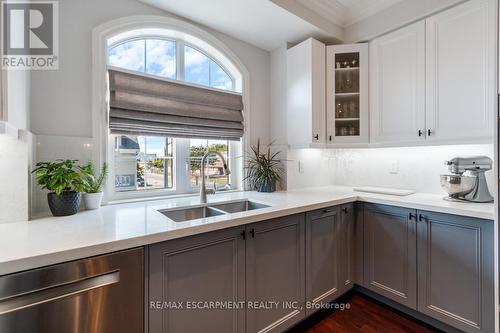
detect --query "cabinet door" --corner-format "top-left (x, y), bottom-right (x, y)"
top-left (363, 204), bottom-right (417, 309)
top-left (425, 0), bottom-right (495, 142)
top-left (305, 207), bottom-right (340, 315)
top-left (246, 214), bottom-right (305, 333)
top-left (338, 203), bottom-right (355, 295)
top-left (326, 43), bottom-right (368, 144)
top-left (149, 227), bottom-right (246, 333)
top-left (370, 21), bottom-right (426, 143)
top-left (417, 211), bottom-right (494, 333)
top-left (287, 38), bottom-right (326, 146)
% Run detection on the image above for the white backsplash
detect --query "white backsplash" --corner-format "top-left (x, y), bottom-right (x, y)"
top-left (287, 144), bottom-right (495, 195)
top-left (0, 134), bottom-right (31, 223)
top-left (286, 148), bottom-right (335, 190)
top-left (31, 139), bottom-right (495, 215)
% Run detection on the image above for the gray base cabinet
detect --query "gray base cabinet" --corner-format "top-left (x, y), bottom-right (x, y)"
top-left (363, 203), bottom-right (417, 309)
top-left (148, 214), bottom-right (305, 333)
top-left (305, 207), bottom-right (340, 315)
top-left (305, 204), bottom-right (355, 316)
top-left (149, 226), bottom-right (246, 333)
top-left (147, 202), bottom-right (494, 333)
top-left (362, 203), bottom-right (494, 333)
top-left (246, 214), bottom-right (305, 333)
top-left (417, 210), bottom-right (494, 333)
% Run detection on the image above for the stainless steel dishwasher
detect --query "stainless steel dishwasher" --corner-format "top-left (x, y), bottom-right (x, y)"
top-left (0, 247), bottom-right (144, 333)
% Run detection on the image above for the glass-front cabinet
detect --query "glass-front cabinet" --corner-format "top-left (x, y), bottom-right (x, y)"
top-left (326, 44), bottom-right (368, 144)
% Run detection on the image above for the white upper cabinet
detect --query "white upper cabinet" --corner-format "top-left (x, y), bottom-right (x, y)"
top-left (326, 44), bottom-right (369, 145)
top-left (287, 38), bottom-right (326, 147)
top-left (370, 21), bottom-right (426, 144)
top-left (425, 0), bottom-right (495, 143)
top-left (370, 0), bottom-right (495, 145)
top-left (286, 0), bottom-right (495, 148)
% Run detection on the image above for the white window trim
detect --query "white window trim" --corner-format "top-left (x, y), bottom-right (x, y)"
top-left (91, 15), bottom-right (251, 204)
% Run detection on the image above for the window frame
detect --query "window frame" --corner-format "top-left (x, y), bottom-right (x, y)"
top-left (108, 136), bottom-right (241, 201)
top-left (106, 35), bottom-right (241, 201)
top-left (92, 16), bottom-right (251, 205)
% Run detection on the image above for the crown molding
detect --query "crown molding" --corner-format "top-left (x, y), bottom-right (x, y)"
top-left (275, 0), bottom-right (404, 28)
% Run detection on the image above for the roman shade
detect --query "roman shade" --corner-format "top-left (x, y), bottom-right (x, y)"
top-left (108, 68), bottom-right (244, 140)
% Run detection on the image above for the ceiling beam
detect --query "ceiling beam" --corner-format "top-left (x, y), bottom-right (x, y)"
top-left (270, 0), bottom-right (344, 43)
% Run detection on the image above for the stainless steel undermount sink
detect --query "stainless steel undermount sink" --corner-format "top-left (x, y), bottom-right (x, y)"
top-left (209, 200), bottom-right (270, 213)
top-left (159, 200), bottom-right (271, 222)
top-left (159, 206), bottom-right (226, 222)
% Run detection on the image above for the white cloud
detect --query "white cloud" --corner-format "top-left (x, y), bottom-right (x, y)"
top-left (146, 40), bottom-right (176, 78)
top-left (185, 46), bottom-right (209, 67)
top-left (108, 40), bottom-right (145, 71)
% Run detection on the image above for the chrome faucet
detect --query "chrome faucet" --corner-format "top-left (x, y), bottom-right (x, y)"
top-left (200, 151), bottom-right (231, 203)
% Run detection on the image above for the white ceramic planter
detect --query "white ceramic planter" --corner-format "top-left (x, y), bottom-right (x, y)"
top-left (83, 192), bottom-right (103, 210)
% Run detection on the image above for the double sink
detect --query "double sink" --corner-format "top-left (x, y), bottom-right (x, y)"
top-left (159, 199), bottom-right (270, 222)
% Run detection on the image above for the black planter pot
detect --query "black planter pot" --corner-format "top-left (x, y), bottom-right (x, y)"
top-left (47, 191), bottom-right (81, 216)
top-left (257, 180), bottom-right (276, 193)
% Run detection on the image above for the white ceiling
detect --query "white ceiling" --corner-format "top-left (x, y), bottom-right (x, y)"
top-left (295, 0), bottom-right (404, 27)
top-left (139, 0), bottom-right (337, 51)
top-left (139, 0), bottom-right (407, 51)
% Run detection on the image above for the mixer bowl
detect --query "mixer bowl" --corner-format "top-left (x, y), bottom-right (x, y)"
top-left (440, 174), bottom-right (477, 196)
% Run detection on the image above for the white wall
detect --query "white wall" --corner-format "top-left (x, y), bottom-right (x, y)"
top-left (286, 144), bottom-right (495, 195)
top-left (7, 71), bottom-right (30, 130)
top-left (30, 0), bottom-right (270, 143)
top-left (0, 69), bottom-right (31, 223)
top-left (29, 0), bottom-right (271, 215)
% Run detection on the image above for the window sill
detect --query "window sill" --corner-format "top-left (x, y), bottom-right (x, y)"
top-left (107, 189), bottom-right (244, 206)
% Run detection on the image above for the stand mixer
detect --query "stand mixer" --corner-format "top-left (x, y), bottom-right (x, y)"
top-left (440, 156), bottom-right (494, 203)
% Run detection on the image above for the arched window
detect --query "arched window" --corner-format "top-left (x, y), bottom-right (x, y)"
top-left (105, 29), bottom-right (243, 199)
top-left (108, 38), bottom-right (235, 91)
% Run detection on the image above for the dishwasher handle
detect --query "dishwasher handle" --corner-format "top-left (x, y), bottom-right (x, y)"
top-left (0, 271), bottom-right (120, 315)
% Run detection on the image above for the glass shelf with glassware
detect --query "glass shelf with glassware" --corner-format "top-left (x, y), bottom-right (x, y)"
top-left (327, 44), bottom-right (368, 144)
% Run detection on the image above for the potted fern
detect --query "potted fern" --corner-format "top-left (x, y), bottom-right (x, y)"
top-left (244, 141), bottom-right (284, 192)
top-left (32, 160), bottom-right (85, 216)
top-left (80, 162), bottom-right (108, 210)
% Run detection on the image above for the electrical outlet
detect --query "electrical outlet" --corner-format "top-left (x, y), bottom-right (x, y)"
top-left (390, 161), bottom-right (399, 174)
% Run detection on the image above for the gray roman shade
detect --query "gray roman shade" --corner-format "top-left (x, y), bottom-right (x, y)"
top-left (108, 68), bottom-right (244, 140)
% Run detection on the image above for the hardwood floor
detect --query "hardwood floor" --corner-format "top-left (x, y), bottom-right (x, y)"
top-left (289, 294), bottom-right (440, 333)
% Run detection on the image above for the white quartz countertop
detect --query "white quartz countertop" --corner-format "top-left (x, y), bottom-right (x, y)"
top-left (0, 186), bottom-right (494, 275)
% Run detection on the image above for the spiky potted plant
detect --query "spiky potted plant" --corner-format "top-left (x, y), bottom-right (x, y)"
top-left (244, 140), bottom-right (284, 192)
top-left (80, 162), bottom-right (108, 210)
top-left (32, 159), bottom-right (85, 216)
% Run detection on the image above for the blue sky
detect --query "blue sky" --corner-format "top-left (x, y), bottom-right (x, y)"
top-left (109, 39), bottom-right (232, 90)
